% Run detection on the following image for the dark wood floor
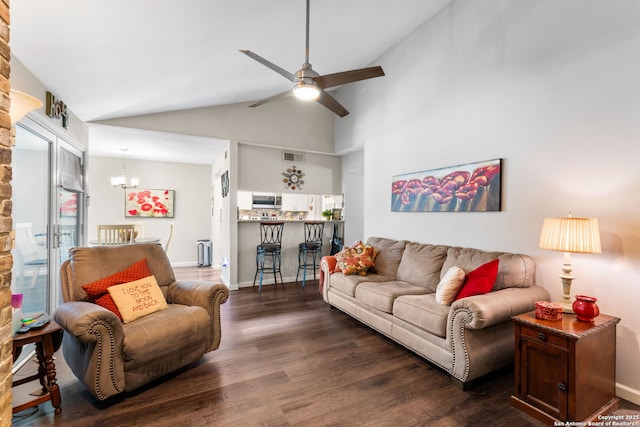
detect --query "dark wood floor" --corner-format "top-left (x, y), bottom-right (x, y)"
top-left (12, 267), bottom-right (640, 426)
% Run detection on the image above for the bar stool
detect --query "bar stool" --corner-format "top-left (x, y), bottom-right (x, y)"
top-left (296, 221), bottom-right (324, 287)
top-left (253, 221), bottom-right (285, 292)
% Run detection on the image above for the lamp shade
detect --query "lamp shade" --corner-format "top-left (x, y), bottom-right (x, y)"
top-left (10, 89), bottom-right (43, 124)
top-left (539, 217), bottom-right (601, 254)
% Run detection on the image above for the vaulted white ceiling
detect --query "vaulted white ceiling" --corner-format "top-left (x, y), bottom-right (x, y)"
top-left (10, 0), bottom-right (452, 163)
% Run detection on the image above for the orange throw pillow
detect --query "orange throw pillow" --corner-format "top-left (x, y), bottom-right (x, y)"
top-left (335, 241), bottom-right (376, 275)
top-left (81, 258), bottom-right (152, 320)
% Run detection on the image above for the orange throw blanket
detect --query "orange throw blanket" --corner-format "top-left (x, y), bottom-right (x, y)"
top-left (318, 256), bottom-right (337, 294)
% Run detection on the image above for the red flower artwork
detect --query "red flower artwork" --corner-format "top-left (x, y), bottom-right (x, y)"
top-left (59, 192), bottom-right (77, 217)
top-left (391, 159), bottom-right (501, 212)
top-left (125, 189), bottom-right (174, 217)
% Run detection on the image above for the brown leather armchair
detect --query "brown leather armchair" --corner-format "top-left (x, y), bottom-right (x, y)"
top-left (54, 244), bottom-right (228, 401)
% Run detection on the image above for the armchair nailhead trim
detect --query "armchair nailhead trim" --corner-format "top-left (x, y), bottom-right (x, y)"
top-left (208, 290), bottom-right (229, 352)
top-left (89, 320), bottom-right (123, 400)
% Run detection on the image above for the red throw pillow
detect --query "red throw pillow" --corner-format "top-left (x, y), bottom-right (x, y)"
top-left (81, 258), bottom-right (152, 320)
top-left (454, 259), bottom-right (499, 301)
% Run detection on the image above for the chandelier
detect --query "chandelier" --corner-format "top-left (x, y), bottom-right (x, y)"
top-left (110, 148), bottom-right (139, 189)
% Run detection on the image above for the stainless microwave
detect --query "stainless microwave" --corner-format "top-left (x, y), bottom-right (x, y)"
top-left (252, 193), bottom-right (282, 209)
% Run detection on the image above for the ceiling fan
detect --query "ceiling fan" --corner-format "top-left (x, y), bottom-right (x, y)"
top-left (240, 0), bottom-right (385, 117)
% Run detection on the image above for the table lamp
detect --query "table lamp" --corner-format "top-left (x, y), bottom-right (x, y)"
top-left (538, 214), bottom-right (601, 313)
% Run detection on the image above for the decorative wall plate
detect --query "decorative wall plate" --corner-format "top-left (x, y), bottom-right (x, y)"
top-left (282, 166), bottom-right (305, 190)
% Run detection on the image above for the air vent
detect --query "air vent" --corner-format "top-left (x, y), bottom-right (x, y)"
top-left (282, 151), bottom-right (305, 163)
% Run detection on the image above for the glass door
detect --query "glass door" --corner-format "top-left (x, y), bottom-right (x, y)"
top-left (11, 124), bottom-right (52, 315)
top-left (55, 144), bottom-right (84, 306)
top-left (11, 119), bottom-right (85, 315)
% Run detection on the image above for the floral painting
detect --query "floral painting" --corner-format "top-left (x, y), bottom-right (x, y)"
top-left (59, 191), bottom-right (77, 217)
top-left (391, 159), bottom-right (501, 212)
top-left (125, 189), bottom-right (175, 218)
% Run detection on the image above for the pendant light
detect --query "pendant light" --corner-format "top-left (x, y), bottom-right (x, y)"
top-left (110, 148), bottom-right (139, 189)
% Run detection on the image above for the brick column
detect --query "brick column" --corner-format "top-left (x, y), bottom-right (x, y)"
top-left (0, 0), bottom-right (12, 423)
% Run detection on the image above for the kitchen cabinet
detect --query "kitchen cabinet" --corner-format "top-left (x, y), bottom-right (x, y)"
top-left (238, 191), bottom-right (252, 210)
top-left (511, 311), bottom-right (620, 424)
top-left (281, 194), bottom-right (308, 211)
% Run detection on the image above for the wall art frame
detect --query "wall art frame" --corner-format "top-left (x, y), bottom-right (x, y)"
top-left (391, 158), bottom-right (502, 212)
top-left (221, 170), bottom-right (229, 198)
top-left (125, 189), bottom-right (175, 218)
top-left (59, 191), bottom-right (78, 217)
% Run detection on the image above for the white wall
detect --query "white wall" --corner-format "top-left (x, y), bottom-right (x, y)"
top-left (335, 0), bottom-right (640, 402)
top-left (87, 156), bottom-right (212, 266)
top-left (11, 55), bottom-right (89, 148)
top-left (96, 96), bottom-right (336, 155)
top-left (238, 143), bottom-right (342, 194)
top-left (211, 141), bottom-right (236, 288)
top-left (341, 150), bottom-right (364, 245)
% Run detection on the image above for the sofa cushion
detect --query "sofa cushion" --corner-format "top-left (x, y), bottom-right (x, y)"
top-left (123, 303), bottom-right (209, 370)
top-left (492, 253), bottom-right (535, 289)
top-left (442, 247), bottom-right (534, 289)
top-left (356, 281), bottom-right (431, 313)
top-left (330, 273), bottom-right (390, 298)
top-left (366, 237), bottom-right (407, 278)
top-left (396, 242), bottom-right (449, 291)
top-left (454, 259), bottom-right (499, 301)
top-left (393, 293), bottom-right (450, 338)
top-left (435, 266), bottom-right (466, 305)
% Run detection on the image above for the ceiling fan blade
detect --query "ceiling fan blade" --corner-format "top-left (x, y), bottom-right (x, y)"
top-left (317, 90), bottom-right (349, 117)
top-left (239, 50), bottom-right (297, 82)
top-left (248, 90), bottom-right (292, 108)
top-left (314, 66), bottom-right (385, 89)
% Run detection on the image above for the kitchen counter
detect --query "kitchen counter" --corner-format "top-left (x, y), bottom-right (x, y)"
top-left (237, 220), bottom-right (343, 287)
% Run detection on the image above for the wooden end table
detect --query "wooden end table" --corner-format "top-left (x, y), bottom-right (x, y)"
top-left (511, 310), bottom-right (620, 424)
top-left (12, 319), bottom-right (64, 415)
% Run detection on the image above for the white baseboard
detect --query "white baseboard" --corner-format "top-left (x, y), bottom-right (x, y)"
top-left (617, 382), bottom-right (640, 405)
top-left (170, 261), bottom-right (221, 269)
top-left (171, 261), bottom-right (198, 267)
top-left (237, 275), bottom-right (303, 289)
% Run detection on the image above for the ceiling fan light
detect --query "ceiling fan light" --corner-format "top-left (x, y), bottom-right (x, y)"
top-left (293, 82), bottom-right (320, 101)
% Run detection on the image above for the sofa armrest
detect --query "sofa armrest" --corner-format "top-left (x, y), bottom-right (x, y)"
top-left (53, 302), bottom-right (125, 401)
top-left (320, 256), bottom-right (337, 302)
top-left (449, 286), bottom-right (551, 330)
top-left (168, 280), bottom-right (229, 351)
top-left (447, 286), bottom-right (550, 383)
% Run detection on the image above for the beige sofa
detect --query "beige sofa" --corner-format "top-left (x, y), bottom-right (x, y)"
top-left (320, 237), bottom-right (550, 389)
top-left (54, 244), bottom-right (229, 401)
